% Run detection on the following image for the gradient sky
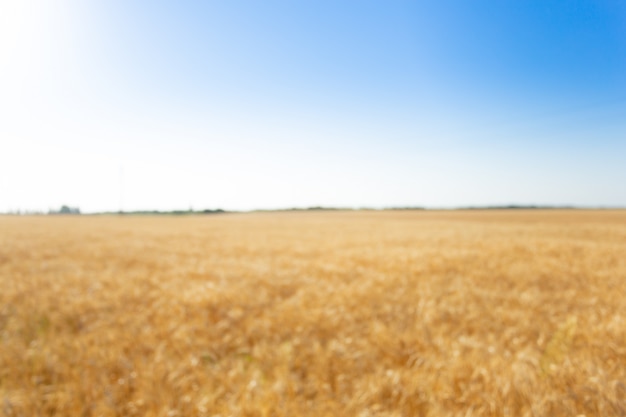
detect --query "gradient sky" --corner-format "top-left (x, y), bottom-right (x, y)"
top-left (2, 0), bottom-right (625, 212)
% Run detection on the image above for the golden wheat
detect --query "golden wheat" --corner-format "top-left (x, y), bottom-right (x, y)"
top-left (1, 211), bottom-right (625, 416)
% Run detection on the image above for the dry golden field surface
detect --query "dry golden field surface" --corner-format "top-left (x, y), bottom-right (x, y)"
top-left (1, 210), bottom-right (625, 417)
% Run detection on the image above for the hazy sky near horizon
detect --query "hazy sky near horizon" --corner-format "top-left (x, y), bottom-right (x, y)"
top-left (2, 1), bottom-right (626, 212)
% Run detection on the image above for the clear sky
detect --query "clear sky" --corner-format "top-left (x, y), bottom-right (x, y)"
top-left (1, 0), bottom-right (625, 212)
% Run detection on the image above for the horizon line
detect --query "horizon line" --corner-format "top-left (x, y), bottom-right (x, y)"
top-left (3, 204), bottom-right (626, 216)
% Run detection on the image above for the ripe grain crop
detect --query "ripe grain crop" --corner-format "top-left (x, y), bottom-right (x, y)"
top-left (0, 211), bottom-right (625, 416)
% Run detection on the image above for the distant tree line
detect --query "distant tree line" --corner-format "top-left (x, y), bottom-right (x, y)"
top-left (3, 209), bottom-right (47, 215)
top-left (112, 208), bottom-right (226, 216)
top-left (1, 206), bottom-right (81, 215)
top-left (0, 205), bottom-right (608, 216)
top-left (458, 205), bottom-right (576, 210)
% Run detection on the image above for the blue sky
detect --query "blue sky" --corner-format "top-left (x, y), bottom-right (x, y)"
top-left (1, 0), bottom-right (625, 211)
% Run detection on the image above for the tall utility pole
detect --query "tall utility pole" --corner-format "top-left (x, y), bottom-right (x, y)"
top-left (119, 164), bottom-right (124, 214)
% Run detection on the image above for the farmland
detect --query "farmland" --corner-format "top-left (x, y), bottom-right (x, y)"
top-left (0, 211), bottom-right (625, 416)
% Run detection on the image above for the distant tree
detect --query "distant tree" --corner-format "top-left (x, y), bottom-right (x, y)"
top-left (56, 205), bottom-right (80, 215)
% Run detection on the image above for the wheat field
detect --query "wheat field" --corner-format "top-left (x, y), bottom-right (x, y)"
top-left (0, 211), bottom-right (624, 416)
